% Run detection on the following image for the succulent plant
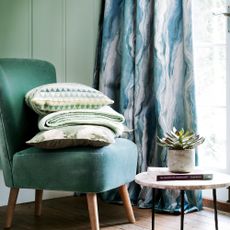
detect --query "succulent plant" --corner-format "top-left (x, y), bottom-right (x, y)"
top-left (157, 127), bottom-right (205, 150)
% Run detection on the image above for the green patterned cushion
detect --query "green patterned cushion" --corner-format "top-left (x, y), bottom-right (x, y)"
top-left (26, 125), bottom-right (115, 149)
top-left (25, 83), bottom-right (114, 115)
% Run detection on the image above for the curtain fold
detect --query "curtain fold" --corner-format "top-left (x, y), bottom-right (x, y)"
top-left (94, 0), bottom-right (202, 212)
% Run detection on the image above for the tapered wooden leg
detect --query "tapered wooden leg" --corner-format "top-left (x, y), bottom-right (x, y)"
top-left (35, 189), bottom-right (43, 216)
top-left (118, 184), bottom-right (136, 223)
top-left (5, 188), bottom-right (19, 229)
top-left (86, 193), bottom-right (100, 230)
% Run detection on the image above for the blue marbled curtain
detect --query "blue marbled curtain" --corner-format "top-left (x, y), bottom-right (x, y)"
top-left (94, 0), bottom-right (202, 212)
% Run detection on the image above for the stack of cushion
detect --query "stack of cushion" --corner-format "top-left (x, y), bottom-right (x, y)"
top-left (25, 83), bottom-right (125, 149)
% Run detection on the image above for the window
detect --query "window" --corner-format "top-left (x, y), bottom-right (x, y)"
top-left (192, 0), bottom-right (229, 171)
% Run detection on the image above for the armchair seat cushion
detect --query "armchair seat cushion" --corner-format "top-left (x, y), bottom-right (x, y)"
top-left (12, 138), bottom-right (137, 193)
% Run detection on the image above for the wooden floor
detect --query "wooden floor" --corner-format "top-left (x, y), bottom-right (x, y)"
top-left (0, 196), bottom-right (230, 230)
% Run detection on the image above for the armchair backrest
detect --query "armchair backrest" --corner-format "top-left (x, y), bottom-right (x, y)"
top-left (0, 58), bottom-right (56, 186)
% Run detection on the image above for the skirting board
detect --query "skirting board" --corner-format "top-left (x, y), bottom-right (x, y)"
top-left (203, 198), bottom-right (230, 213)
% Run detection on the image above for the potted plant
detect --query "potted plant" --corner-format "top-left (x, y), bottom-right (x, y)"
top-left (157, 127), bottom-right (205, 173)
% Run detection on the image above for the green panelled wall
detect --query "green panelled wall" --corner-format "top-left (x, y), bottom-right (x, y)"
top-left (0, 0), bottom-right (101, 84)
top-left (0, 0), bottom-right (32, 57)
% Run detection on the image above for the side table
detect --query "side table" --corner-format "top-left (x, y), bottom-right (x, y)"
top-left (135, 169), bottom-right (230, 230)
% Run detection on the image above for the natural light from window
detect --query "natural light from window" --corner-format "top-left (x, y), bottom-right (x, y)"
top-left (192, 0), bottom-right (229, 170)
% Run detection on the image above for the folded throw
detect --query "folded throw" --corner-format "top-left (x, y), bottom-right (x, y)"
top-left (38, 106), bottom-right (125, 136)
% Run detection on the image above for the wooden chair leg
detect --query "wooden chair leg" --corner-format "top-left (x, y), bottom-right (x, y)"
top-left (118, 184), bottom-right (136, 223)
top-left (86, 193), bottom-right (100, 230)
top-left (35, 189), bottom-right (43, 216)
top-left (5, 188), bottom-right (19, 229)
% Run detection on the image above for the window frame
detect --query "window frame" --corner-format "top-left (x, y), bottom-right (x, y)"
top-left (226, 8), bottom-right (230, 174)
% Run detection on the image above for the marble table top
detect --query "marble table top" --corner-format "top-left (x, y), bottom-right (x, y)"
top-left (135, 169), bottom-right (230, 190)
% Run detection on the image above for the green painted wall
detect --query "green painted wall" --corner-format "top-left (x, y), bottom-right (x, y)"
top-left (0, 0), bottom-right (101, 85)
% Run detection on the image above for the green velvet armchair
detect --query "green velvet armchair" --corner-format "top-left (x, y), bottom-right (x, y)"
top-left (0, 58), bottom-right (138, 229)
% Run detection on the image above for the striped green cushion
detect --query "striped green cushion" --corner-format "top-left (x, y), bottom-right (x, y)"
top-left (25, 83), bottom-right (114, 115)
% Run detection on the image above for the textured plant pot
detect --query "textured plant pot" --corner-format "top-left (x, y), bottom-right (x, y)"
top-left (167, 149), bottom-right (195, 173)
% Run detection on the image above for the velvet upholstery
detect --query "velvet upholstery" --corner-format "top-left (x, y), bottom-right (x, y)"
top-left (0, 58), bottom-right (138, 193)
top-left (13, 138), bottom-right (137, 192)
top-left (0, 59), bottom-right (55, 186)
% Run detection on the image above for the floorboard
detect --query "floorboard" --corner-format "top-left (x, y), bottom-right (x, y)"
top-left (0, 196), bottom-right (229, 230)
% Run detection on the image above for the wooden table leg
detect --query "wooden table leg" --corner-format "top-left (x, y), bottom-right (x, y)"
top-left (152, 188), bottom-right (155, 230)
top-left (180, 190), bottom-right (185, 230)
top-left (213, 189), bottom-right (218, 230)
